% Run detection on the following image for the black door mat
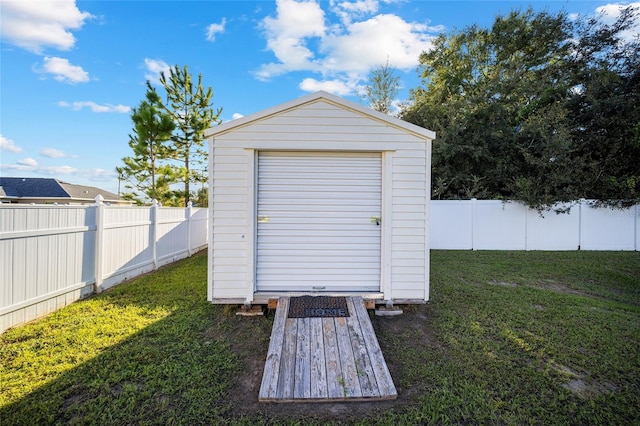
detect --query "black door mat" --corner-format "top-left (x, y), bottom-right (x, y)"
top-left (288, 296), bottom-right (350, 318)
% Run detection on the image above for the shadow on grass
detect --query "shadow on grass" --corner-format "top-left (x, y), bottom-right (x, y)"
top-left (0, 251), bottom-right (271, 425)
top-left (2, 310), bottom-right (235, 424)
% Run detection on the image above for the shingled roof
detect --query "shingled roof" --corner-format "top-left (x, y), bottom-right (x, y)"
top-left (0, 177), bottom-right (124, 204)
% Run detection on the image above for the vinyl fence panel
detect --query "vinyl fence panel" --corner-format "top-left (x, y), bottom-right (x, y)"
top-left (156, 206), bottom-right (189, 266)
top-left (526, 203), bottom-right (580, 250)
top-left (0, 205), bottom-right (96, 333)
top-left (580, 203), bottom-right (637, 250)
top-left (430, 200), bottom-right (473, 249)
top-left (100, 205), bottom-right (154, 290)
top-left (190, 208), bottom-right (209, 249)
top-left (473, 200), bottom-right (527, 250)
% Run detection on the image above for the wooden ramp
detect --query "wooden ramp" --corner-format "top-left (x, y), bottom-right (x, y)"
top-left (259, 296), bottom-right (397, 402)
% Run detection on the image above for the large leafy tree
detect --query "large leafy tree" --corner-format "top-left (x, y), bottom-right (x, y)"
top-left (403, 9), bottom-right (576, 207)
top-left (403, 7), bottom-right (639, 210)
top-left (116, 88), bottom-right (176, 204)
top-left (153, 65), bottom-right (222, 206)
top-left (567, 7), bottom-right (640, 206)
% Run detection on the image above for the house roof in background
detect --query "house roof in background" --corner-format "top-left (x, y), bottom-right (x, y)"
top-left (0, 177), bottom-right (122, 202)
top-left (58, 181), bottom-right (120, 201)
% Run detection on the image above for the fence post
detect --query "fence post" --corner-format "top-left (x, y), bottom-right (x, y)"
top-left (578, 199), bottom-right (584, 250)
top-left (524, 201), bottom-right (529, 251)
top-left (151, 199), bottom-right (158, 270)
top-left (470, 198), bottom-right (477, 250)
top-left (186, 201), bottom-right (193, 256)
top-left (93, 195), bottom-right (104, 293)
top-left (633, 204), bottom-right (640, 251)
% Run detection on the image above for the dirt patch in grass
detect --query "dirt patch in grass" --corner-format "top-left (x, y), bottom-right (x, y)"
top-left (530, 279), bottom-right (591, 297)
top-left (488, 278), bottom-right (592, 297)
top-left (563, 379), bottom-right (618, 399)
top-left (488, 280), bottom-right (519, 287)
top-left (210, 304), bottom-right (435, 422)
top-left (547, 361), bottom-right (618, 399)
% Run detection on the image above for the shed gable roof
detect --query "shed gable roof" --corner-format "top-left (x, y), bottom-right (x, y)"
top-left (205, 91), bottom-right (435, 140)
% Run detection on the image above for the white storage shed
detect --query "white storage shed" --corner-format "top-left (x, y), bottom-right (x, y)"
top-left (206, 91), bottom-right (435, 306)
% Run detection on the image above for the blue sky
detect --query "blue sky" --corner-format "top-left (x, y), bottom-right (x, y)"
top-left (1, 0), bottom-right (638, 195)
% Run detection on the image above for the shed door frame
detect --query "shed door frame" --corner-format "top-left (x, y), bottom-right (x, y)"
top-left (247, 150), bottom-right (393, 301)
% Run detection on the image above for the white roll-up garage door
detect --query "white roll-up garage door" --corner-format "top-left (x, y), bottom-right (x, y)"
top-left (256, 152), bottom-right (382, 292)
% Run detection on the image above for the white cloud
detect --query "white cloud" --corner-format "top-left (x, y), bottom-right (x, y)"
top-left (206, 18), bottom-right (227, 42)
top-left (144, 58), bottom-right (171, 85)
top-left (85, 168), bottom-right (117, 182)
top-left (18, 157), bottom-right (38, 167)
top-left (231, 113), bottom-right (245, 120)
top-left (255, 0), bottom-right (439, 94)
top-left (299, 77), bottom-right (357, 95)
top-left (0, 0), bottom-right (93, 54)
top-left (1, 162), bottom-right (78, 176)
top-left (0, 160), bottom-right (117, 184)
top-left (39, 56), bottom-right (89, 83)
top-left (330, 0), bottom-right (379, 25)
top-left (58, 101), bottom-right (130, 113)
top-left (40, 165), bottom-right (79, 175)
top-left (321, 14), bottom-right (436, 74)
top-left (595, 2), bottom-right (640, 43)
top-left (40, 147), bottom-right (79, 159)
top-left (256, 0), bottom-right (327, 80)
top-left (0, 164), bottom-right (32, 172)
top-left (0, 135), bottom-right (23, 153)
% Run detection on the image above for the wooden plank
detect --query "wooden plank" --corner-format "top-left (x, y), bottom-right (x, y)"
top-left (294, 317), bottom-right (311, 398)
top-left (276, 317), bottom-right (298, 399)
top-left (350, 296), bottom-right (397, 398)
top-left (334, 316), bottom-right (362, 398)
top-left (310, 318), bottom-right (328, 398)
top-left (345, 297), bottom-right (378, 397)
top-left (259, 296), bottom-right (289, 401)
top-left (323, 317), bottom-right (345, 399)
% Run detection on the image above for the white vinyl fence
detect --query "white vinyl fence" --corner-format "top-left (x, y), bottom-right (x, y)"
top-left (1, 197), bottom-right (637, 333)
top-left (431, 199), bottom-right (639, 251)
top-left (0, 198), bottom-right (208, 333)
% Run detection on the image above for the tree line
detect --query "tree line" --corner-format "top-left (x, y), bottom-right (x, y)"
top-left (119, 6), bottom-right (638, 210)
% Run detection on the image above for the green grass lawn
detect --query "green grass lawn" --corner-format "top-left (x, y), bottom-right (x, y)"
top-left (1, 250), bottom-right (638, 425)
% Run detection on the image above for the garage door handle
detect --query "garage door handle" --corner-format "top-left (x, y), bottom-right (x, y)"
top-left (258, 216), bottom-right (269, 223)
top-left (312, 286), bottom-right (326, 290)
top-left (371, 216), bottom-right (381, 226)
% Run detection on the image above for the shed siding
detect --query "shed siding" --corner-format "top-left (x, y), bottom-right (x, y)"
top-left (210, 147), bottom-right (250, 300)
top-left (209, 98), bottom-right (432, 302)
top-left (389, 148), bottom-right (428, 300)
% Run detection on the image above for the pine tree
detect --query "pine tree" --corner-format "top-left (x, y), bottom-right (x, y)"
top-left (153, 65), bottom-right (222, 206)
top-left (116, 88), bottom-right (176, 203)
